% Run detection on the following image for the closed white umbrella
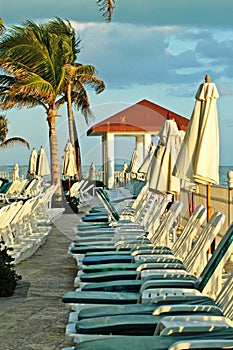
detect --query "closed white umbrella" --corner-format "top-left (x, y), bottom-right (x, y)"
top-left (119, 161), bottom-right (129, 184)
top-left (28, 147), bottom-right (37, 178)
top-left (149, 118), bottom-right (182, 196)
top-left (173, 74), bottom-right (219, 221)
top-left (12, 163), bottom-right (19, 181)
top-left (138, 142), bottom-right (155, 179)
top-left (89, 162), bottom-right (96, 181)
top-left (36, 146), bottom-right (50, 177)
top-left (62, 141), bottom-right (77, 196)
top-left (127, 149), bottom-right (140, 177)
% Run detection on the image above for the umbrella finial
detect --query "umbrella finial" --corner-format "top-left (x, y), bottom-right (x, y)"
top-left (205, 74), bottom-right (211, 83)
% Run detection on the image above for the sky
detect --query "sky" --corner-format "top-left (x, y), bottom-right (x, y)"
top-left (1, 0), bottom-right (233, 168)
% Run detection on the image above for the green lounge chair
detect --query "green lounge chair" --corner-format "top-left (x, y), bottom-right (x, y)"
top-left (62, 220), bottom-right (233, 307)
top-left (70, 199), bottom-right (181, 262)
top-left (72, 211), bottom-right (223, 284)
top-left (64, 315), bottom-right (233, 350)
top-left (74, 204), bottom-right (206, 262)
top-left (65, 272), bottom-right (232, 341)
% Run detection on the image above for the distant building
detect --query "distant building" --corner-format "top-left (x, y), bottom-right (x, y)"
top-left (87, 99), bottom-right (189, 188)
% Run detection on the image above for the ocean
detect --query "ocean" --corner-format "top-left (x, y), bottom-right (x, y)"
top-left (0, 164), bottom-right (232, 188)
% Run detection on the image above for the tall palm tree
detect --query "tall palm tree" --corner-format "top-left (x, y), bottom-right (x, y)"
top-left (61, 62), bottom-right (105, 177)
top-left (0, 114), bottom-right (30, 149)
top-left (97, 0), bottom-right (116, 22)
top-left (48, 18), bottom-right (105, 177)
top-left (0, 20), bottom-right (68, 198)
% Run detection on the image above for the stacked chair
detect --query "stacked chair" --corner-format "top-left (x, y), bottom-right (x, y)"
top-left (0, 182), bottom-right (65, 264)
top-left (0, 179), bottom-right (29, 203)
top-left (61, 185), bottom-right (233, 350)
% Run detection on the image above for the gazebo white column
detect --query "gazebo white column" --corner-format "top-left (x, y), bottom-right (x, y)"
top-left (102, 133), bottom-right (115, 188)
top-left (135, 135), bottom-right (144, 168)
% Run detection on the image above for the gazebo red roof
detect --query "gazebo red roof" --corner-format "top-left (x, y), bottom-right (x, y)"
top-left (87, 99), bottom-right (189, 136)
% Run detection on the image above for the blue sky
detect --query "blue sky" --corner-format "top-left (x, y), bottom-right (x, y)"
top-left (1, 0), bottom-right (233, 167)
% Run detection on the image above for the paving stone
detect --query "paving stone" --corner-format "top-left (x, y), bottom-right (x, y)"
top-left (0, 212), bottom-right (83, 350)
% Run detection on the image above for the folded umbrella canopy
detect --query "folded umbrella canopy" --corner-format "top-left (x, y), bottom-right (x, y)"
top-left (173, 75), bottom-right (219, 221)
top-left (149, 118), bottom-right (184, 196)
top-left (126, 148), bottom-right (140, 177)
top-left (138, 142), bottom-right (156, 179)
top-left (89, 162), bottom-right (95, 181)
top-left (36, 146), bottom-right (50, 178)
top-left (62, 141), bottom-right (78, 196)
top-left (28, 148), bottom-right (37, 178)
top-left (12, 163), bottom-right (19, 181)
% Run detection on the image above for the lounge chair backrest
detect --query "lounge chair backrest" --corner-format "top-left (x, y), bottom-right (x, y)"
top-left (135, 192), bottom-right (160, 226)
top-left (146, 194), bottom-right (173, 240)
top-left (120, 190), bottom-right (158, 223)
top-left (196, 221), bottom-right (233, 295)
top-left (5, 180), bottom-right (21, 195)
top-left (40, 184), bottom-right (57, 210)
top-left (215, 271), bottom-right (233, 319)
top-left (96, 188), bottom-right (120, 221)
top-left (30, 177), bottom-right (43, 196)
top-left (184, 212), bottom-right (225, 275)
top-left (23, 178), bottom-right (37, 195)
top-left (0, 201), bottom-right (24, 245)
top-left (149, 200), bottom-right (183, 247)
top-left (0, 182), bottom-right (12, 194)
top-left (172, 205), bottom-right (207, 260)
top-left (69, 180), bottom-right (85, 197)
top-left (130, 182), bottom-right (149, 210)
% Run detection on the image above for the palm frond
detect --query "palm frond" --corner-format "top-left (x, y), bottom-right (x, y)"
top-left (0, 137), bottom-right (30, 149)
top-left (0, 115), bottom-right (8, 142)
top-left (0, 91), bottom-right (45, 110)
top-left (0, 22), bottom-right (66, 90)
top-left (47, 17), bottom-right (81, 59)
top-left (71, 86), bottom-right (95, 125)
top-left (97, 0), bottom-right (116, 22)
top-left (76, 74), bottom-right (106, 94)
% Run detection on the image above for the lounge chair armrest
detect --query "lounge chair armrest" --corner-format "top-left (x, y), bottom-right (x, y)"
top-left (168, 339), bottom-right (233, 350)
top-left (139, 279), bottom-right (196, 292)
top-left (152, 304), bottom-right (223, 316)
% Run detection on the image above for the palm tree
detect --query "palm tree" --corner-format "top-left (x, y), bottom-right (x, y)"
top-left (0, 114), bottom-right (29, 149)
top-left (61, 62), bottom-right (105, 177)
top-left (97, 0), bottom-right (116, 22)
top-left (0, 20), bottom-right (68, 199)
top-left (48, 18), bottom-right (105, 177)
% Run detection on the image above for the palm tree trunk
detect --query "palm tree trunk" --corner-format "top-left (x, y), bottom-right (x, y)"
top-left (67, 84), bottom-right (75, 145)
top-left (66, 84), bottom-right (82, 179)
top-left (47, 108), bottom-right (62, 200)
top-left (73, 119), bottom-right (82, 177)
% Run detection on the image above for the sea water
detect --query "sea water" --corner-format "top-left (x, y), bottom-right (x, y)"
top-left (0, 165), bottom-right (232, 188)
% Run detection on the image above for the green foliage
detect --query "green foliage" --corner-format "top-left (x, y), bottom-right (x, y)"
top-left (0, 243), bottom-right (21, 297)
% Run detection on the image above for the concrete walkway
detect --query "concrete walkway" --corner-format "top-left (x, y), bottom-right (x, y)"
top-left (0, 210), bottom-right (86, 350)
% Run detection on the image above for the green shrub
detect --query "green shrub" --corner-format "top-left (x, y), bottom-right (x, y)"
top-left (0, 243), bottom-right (21, 297)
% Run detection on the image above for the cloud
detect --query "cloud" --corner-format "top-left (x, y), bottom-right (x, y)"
top-left (3, 0), bottom-right (233, 29)
top-left (73, 21), bottom-right (233, 96)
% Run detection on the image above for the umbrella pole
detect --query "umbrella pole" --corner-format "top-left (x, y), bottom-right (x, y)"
top-left (68, 177), bottom-right (71, 197)
top-left (207, 182), bottom-right (215, 254)
top-left (188, 192), bottom-right (194, 216)
top-left (207, 182), bottom-right (211, 221)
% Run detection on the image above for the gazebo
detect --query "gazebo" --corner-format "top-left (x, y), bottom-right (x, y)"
top-left (87, 99), bottom-right (189, 188)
